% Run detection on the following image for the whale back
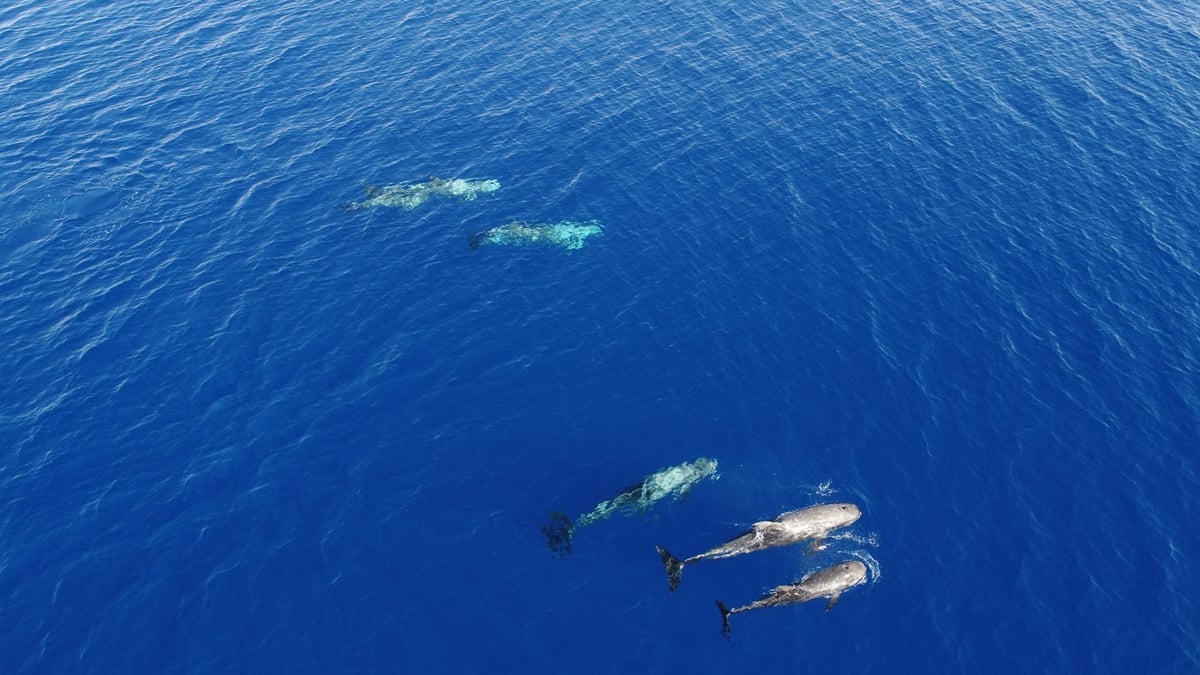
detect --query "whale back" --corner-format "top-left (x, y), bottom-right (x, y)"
top-left (797, 560), bottom-right (869, 596)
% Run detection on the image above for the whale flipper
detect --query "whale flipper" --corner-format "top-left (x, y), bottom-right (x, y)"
top-left (657, 546), bottom-right (685, 592)
top-left (806, 537), bottom-right (827, 556)
top-left (825, 591), bottom-right (842, 612)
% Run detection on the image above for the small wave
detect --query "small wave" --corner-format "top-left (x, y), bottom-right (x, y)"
top-left (829, 530), bottom-right (879, 549)
top-left (846, 549), bottom-right (883, 584)
top-left (815, 479), bottom-right (836, 497)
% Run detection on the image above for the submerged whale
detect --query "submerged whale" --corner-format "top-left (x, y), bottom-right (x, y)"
top-left (656, 503), bottom-right (861, 591)
top-left (542, 458), bottom-right (719, 557)
top-left (469, 220), bottom-right (602, 251)
top-left (716, 560), bottom-right (868, 638)
top-left (345, 177), bottom-right (500, 210)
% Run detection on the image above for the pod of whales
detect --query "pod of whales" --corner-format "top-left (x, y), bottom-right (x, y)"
top-left (542, 458), bottom-right (719, 557)
top-left (716, 561), bottom-right (868, 639)
top-left (346, 171), bottom-right (874, 637)
top-left (469, 219), bottom-right (603, 250)
top-left (345, 176), bottom-right (500, 210)
top-left (340, 176), bottom-right (604, 252)
top-left (656, 502), bottom-right (862, 591)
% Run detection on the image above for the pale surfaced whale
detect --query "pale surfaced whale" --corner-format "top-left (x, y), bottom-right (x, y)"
top-left (542, 457), bottom-right (719, 557)
top-left (656, 503), bottom-right (862, 591)
top-left (344, 177), bottom-right (500, 211)
top-left (716, 560), bottom-right (868, 638)
top-left (469, 219), bottom-right (603, 251)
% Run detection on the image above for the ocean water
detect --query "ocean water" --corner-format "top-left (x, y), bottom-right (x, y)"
top-left (2, 0), bottom-right (1198, 672)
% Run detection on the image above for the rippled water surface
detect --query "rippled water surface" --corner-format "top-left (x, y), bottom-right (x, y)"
top-left (2, 0), bottom-right (1198, 672)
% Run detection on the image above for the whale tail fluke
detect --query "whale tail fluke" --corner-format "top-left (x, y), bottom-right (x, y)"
top-left (716, 600), bottom-right (732, 640)
top-left (657, 546), bottom-right (685, 592)
top-left (542, 511), bottom-right (575, 558)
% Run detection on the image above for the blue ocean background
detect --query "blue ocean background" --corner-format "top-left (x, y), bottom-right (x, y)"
top-left (2, 0), bottom-right (1198, 672)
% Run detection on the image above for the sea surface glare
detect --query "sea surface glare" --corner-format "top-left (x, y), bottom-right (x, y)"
top-left (1, 0), bottom-right (1198, 672)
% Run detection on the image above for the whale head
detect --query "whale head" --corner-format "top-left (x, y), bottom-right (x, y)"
top-left (785, 502), bottom-right (862, 532)
top-left (829, 560), bottom-right (869, 587)
top-left (824, 502), bottom-right (862, 529)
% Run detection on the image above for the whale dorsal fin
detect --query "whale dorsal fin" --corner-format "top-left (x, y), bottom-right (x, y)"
top-left (751, 521), bottom-right (785, 542)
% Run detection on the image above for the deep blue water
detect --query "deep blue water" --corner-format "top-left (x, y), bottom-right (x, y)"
top-left (2, 0), bottom-right (1199, 672)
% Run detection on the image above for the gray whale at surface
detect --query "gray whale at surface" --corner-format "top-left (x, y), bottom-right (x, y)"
top-left (542, 458), bottom-right (718, 557)
top-left (656, 502), bottom-right (861, 591)
top-left (716, 560), bottom-right (868, 639)
top-left (469, 219), bottom-right (603, 251)
top-left (344, 177), bottom-right (499, 211)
